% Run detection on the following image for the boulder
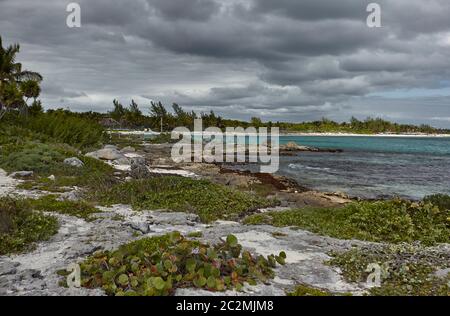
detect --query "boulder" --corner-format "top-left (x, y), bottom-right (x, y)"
top-left (9, 171), bottom-right (34, 179)
top-left (280, 142), bottom-right (312, 152)
top-left (130, 159), bottom-right (151, 179)
top-left (64, 157), bottom-right (85, 168)
top-left (120, 146), bottom-right (136, 153)
top-left (113, 157), bottom-right (131, 165)
top-left (85, 148), bottom-right (125, 161)
top-left (57, 190), bottom-right (82, 202)
top-left (104, 145), bottom-right (118, 150)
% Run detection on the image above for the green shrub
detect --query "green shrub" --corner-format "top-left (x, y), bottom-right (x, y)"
top-left (146, 133), bottom-right (177, 144)
top-left (287, 285), bottom-right (332, 296)
top-left (67, 232), bottom-right (285, 296)
top-left (244, 200), bottom-right (450, 245)
top-left (26, 195), bottom-right (100, 221)
top-left (328, 244), bottom-right (450, 296)
top-left (90, 176), bottom-right (276, 223)
top-left (424, 194), bottom-right (450, 211)
top-left (0, 198), bottom-right (59, 255)
top-left (1, 110), bottom-right (105, 150)
top-left (25, 111), bottom-right (105, 149)
top-left (0, 141), bottom-right (72, 173)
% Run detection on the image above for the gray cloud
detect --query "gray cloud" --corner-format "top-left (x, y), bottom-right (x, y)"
top-left (0, 0), bottom-right (450, 127)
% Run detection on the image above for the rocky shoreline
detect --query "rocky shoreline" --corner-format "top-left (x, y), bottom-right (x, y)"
top-left (0, 140), bottom-right (448, 296)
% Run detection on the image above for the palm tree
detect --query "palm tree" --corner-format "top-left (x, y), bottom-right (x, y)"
top-left (0, 36), bottom-right (43, 119)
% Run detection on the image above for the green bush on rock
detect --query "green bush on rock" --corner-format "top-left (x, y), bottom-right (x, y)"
top-left (328, 244), bottom-right (450, 296)
top-left (0, 198), bottom-right (59, 255)
top-left (73, 232), bottom-right (286, 296)
top-left (91, 176), bottom-right (277, 223)
top-left (244, 200), bottom-right (450, 245)
top-left (423, 194), bottom-right (450, 212)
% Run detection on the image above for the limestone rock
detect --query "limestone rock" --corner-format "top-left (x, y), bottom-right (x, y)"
top-left (85, 148), bottom-right (125, 161)
top-left (130, 159), bottom-right (151, 179)
top-left (120, 146), bottom-right (136, 153)
top-left (64, 157), bottom-right (84, 168)
top-left (9, 171), bottom-right (33, 179)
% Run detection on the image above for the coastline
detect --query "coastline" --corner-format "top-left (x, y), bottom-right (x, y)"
top-left (282, 132), bottom-right (450, 138)
top-left (110, 130), bottom-right (450, 138)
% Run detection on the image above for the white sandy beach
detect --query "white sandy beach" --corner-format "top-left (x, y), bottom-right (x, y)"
top-left (110, 129), bottom-right (450, 138)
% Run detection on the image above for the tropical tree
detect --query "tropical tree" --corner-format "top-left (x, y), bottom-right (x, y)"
top-left (0, 36), bottom-right (43, 119)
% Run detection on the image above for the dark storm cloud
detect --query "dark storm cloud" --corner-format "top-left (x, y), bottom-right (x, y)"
top-left (252, 0), bottom-right (367, 21)
top-left (0, 0), bottom-right (450, 126)
top-left (147, 0), bottom-right (220, 21)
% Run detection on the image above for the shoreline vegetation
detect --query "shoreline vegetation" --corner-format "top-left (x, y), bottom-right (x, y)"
top-left (0, 36), bottom-right (449, 296)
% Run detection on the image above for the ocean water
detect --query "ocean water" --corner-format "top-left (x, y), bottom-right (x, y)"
top-left (277, 136), bottom-right (450, 200)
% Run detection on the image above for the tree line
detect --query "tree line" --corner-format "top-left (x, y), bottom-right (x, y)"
top-left (1, 35), bottom-right (448, 135)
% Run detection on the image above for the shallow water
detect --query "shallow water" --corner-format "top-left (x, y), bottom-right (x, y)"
top-left (277, 136), bottom-right (450, 199)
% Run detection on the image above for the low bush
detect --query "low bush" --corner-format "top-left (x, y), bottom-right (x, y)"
top-left (328, 244), bottom-right (450, 296)
top-left (244, 200), bottom-right (450, 245)
top-left (424, 194), bottom-right (450, 211)
top-left (0, 141), bottom-right (72, 174)
top-left (25, 110), bottom-right (105, 149)
top-left (64, 232), bottom-right (286, 296)
top-left (287, 285), bottom-right (333, 296)
top-left (91, 176), bottom-right (276, 223)
top-left (0, 198), bottom-right (59, 255)
top-left (26, 195), bottom-right (100, 221)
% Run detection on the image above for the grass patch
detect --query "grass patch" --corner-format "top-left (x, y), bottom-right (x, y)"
top-left (108, 133), bottom-right (144, 150)
top-left (90, 176), bottom-right (277, 223)
top-left (424, 194), bottom-right (450, 212)
top-left (146, 133), bottom-right (177, 144)
top-left (187, 231), bottom-right (203, 238)
top-left (0, 141), bottom-right (73, 174)
top-left (286, 284), bottom-right (333, 296)
top-left (0, 198), bottom-right (59, 255)
top-left (63, 232), bottom-right (286, 296)
top-left (14, 154), bottom-right (116, 193)
top-left (328, 244), bottom-right (450, 296)
top-left (26, 195), bottom-right (100, 221)
top-left (244, 200), bottom-right (450, 245)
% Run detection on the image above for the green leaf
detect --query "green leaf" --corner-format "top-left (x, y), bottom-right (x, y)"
top-left (207, 276), bottom-right (216, 289)
top-left (193, 276), bottom-right (207, 288)
top-left (186, 258), bottom-right (197, 273)
top-left (207, 248), bottom-right (218, 259)
top-left (164, 259), bottom-right (173, 270)
top-left (117, 274), bottom-right (129, 286)
top-left (150, 277), bottom-right (166, 290)
top-left (226, 234), bottom-right (238, 247)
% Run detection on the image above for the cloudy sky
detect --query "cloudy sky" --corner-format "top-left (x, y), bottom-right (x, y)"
top-left (1, 0), bottom-right (450, 127)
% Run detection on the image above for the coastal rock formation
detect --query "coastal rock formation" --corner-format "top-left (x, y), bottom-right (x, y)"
top-left (9, 171), bottom-right (34, 179)
top-left (0, 204), bottom-right (368, 296)
top-left (130, 158), bottom-right (151, 179)
top-left (279, 141), bottom-right (343, 154)
top-left (280, 142), bottom-right (313, 151)
top-left (120, 146), bottom-right (136, 153)
top-left (85, 147), bottom-right (126, 161)
top-left (64, 157), bottom-right (84, 168)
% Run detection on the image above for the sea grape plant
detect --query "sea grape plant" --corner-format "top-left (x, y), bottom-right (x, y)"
top-left (70, 232), bottom-right (286, 296)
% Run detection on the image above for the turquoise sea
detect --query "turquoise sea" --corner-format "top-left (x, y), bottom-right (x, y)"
top-left (277, 136), bottom-right (450, 200)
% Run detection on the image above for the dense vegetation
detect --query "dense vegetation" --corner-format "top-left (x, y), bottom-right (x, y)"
top-left (244, 199), bottom-right (450, 246)
top-left (26, 195), bottom-right (99, 221)
top-left (90, 176), bottom-right (277, 223)
top-left (0, 197), bottom-right (59, 255)
top-left (103, 99), bottom-right (449, 135)
top-left (0, 36), bottom-right (43, 120)
top-left (328, 244), bottom-right (450, 296)
top-left (1, 110), bottom-right (106, 150)
top-left (63, 232), bottom-right (286, 296)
